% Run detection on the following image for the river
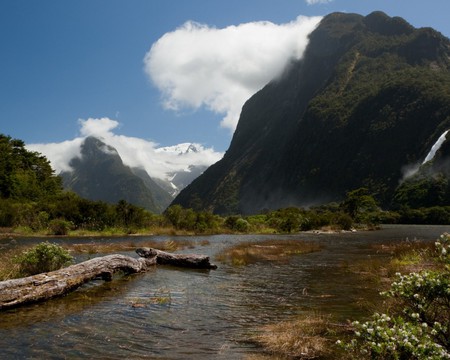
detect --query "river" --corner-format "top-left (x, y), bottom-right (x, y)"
top-left (0, 225), bottom-right (448, 359)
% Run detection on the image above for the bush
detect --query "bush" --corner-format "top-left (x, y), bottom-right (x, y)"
top-left (341, 233), bottom-right (450, 359)
top-left (333, 212), bottom-right (354, 230)
top-left (15, 242), bottom-right (73, 276)
top-left (224, 215), bottom-right (249, 232)
top-left (48, 218), bottom-right (72, 235)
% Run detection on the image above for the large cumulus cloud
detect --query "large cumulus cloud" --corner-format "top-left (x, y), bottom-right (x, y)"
top-left (144, 16), bottom-right (322, 131)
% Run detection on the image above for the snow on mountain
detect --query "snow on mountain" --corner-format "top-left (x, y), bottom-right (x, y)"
top-left (155, 143), bottom-right (202, 155)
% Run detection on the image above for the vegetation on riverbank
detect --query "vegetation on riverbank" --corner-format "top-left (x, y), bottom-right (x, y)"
top-left (250, 234), bottom-right (450, 359)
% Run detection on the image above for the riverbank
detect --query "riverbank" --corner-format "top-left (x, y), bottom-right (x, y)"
top-left (0, 223), bottom-right (379, 240)
top-left (0, 226), bottom-right (201, 239)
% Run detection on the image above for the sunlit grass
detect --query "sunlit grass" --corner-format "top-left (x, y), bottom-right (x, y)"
top-left (64, 239), bottom-right (196, 255)
top-left (215, 239), bottom-right (322, 266)
top-left (346, 240), bottom-right (436, 284)
top-left (251, 314), bottom-right (349, 359)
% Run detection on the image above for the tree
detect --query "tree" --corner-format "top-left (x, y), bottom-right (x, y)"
top-left (0, 134), bottom-right (62, 201)
top-left (341, 188), bottom-right (379, 221)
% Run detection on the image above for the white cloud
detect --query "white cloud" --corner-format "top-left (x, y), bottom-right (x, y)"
top-left (78, 117), bottom-right (120, 137)
top-left (305, 0), bottom-right (333, 5)
top-left (27, 138), bottom-right (84, 173)
top-left (27, 117), bottom-right (223, 180)
top-left (144, 15), bottom-right (322, 131)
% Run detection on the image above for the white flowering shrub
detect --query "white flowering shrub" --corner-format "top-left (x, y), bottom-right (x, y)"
top-left (341, 233), bottom-right (450, 359)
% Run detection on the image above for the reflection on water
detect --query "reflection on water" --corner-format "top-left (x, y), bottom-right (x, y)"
top-left (0, 225), bottom-right (449, 359)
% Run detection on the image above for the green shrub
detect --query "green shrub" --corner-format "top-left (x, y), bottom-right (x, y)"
top-left (333, 212), bottom-right (354, 230)
top-left (224, 215), bottom-right (249, 232)
top-left (341, 233), bottom-right (450, 359)
top-left (15, 242), bottom-right (73, 276)
top-left (48, 218), bottom-right (72, 235)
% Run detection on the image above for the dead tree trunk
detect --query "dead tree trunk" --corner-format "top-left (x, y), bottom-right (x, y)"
top-left (0, 254), bottom-right (156, 310)
top-left (136, 247), bottom-right (218, 269)
top-left (0, 248), bottom-right (216, 310)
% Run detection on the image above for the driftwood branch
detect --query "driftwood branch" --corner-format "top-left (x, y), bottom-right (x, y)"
top-left (136, 247), bottom-right (218, 269)
top-left (0, 254), bottom-right (156, 310)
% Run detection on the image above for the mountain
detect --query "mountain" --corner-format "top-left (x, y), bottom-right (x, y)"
top-left (61, 136), bottom-right (172, 213)
top-left (172, 11), bottom-right (450, 214)
top-left (154, 143), bottom-right (210, 196)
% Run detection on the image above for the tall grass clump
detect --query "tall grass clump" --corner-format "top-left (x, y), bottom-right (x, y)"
top-left (216, 239), bottom-right (322, 266)
top-left (0, 248), bottom-right (22, 280)
top-left (253, 314), bottom-right (347, 359)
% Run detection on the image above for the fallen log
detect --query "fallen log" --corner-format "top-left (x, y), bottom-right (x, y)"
top-left (0, 254), bottom-right (156, 310)
top-left (136, 247), bottom-right (218, 269)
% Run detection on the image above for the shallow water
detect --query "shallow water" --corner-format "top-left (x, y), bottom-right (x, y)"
top-left (0, 225), bottom-right (448, 359)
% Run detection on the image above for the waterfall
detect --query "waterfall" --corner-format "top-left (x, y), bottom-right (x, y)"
top-left (422, 130), bottom-right (449, 164)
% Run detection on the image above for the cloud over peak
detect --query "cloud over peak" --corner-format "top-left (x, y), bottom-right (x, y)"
top-left (27, 118), bottom-right (223, 180)
top-left (144, 15), bottom-right (322, 132)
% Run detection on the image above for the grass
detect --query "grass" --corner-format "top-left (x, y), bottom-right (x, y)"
top-left (0, 247), bottom-right (22, 280)
top-left (251, 314), bottom-right (349, 359)
top-left (215, 239), bottom-right (322, 266)
top-left (0, 226), bottom-right (205, 238)
top-left (63, 238), bottom-right (197, 255)
top-left (129, 287), bottom-right (172, 308)
top-left (345, 240), bottom-right (436, 284)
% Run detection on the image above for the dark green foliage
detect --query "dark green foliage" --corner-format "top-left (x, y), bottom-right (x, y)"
top-left (393, 174), bottom-right (450, 209)
top-left (340, 188), bottom-right (379, 221)
top-left (333, 212), bottom-right (354, 231)
top-left (396, 206), bottom-right (450, 225)
top-left (14, 242), bottom-right (73, 276)
top-left (266, 208), bottom-right (305, 233)
top-left (164, 205), bottom-right (220, 232)
top-left (224, 215), bottom-right (250, 232)
top-left (0, 134), bottom-right (62, 201)
top-left (48, 219), bottom-right (72, 236)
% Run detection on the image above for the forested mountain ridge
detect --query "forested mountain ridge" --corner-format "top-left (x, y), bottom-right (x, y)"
top-left (173, 11), bottom-right (450, 214)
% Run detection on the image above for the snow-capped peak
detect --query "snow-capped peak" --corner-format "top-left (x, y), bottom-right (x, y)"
top-left (156, 143), bottom-right (202, 155)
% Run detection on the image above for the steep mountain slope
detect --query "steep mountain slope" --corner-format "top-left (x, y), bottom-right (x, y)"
top-left (61, 136), bottom-right (171, 213)
top-left (173, 11), bottom-right (450, 214)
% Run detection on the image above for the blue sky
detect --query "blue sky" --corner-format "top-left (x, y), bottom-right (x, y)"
top-left (1, 0), bottom-right (450, 154)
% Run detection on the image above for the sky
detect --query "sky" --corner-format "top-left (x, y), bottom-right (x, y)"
top-left (1, 0), bottom-right (450, 178)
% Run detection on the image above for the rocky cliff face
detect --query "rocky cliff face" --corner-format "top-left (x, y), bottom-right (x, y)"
top-left (172, 11), bottom-right (450, 214)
